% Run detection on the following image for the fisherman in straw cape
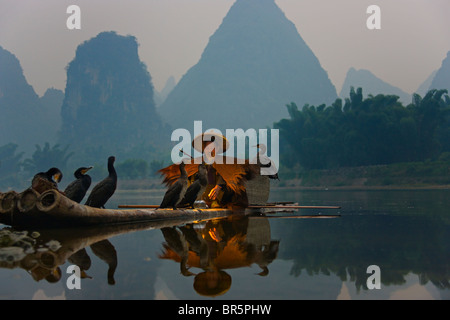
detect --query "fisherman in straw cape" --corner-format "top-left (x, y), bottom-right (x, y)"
top-left (159, 130), bottom-right (260, 209)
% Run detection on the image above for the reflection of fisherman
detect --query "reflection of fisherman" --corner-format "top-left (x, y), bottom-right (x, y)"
top-left (159, 217), bottom-right (279, 297)
top-left (159, 131), bottom-right (259, 209)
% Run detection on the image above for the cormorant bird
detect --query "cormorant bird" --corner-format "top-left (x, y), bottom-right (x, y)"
top-left (90, 240), bottom-right (118, 285)
top-left (178, 163), bottom-right (207, 208)
top-left (64, 166), bottom-right (93, 203)
top-left (85, 156), bottom-right (117, 209)
top-left (31, 167), bottom-right (63, 194)
top-left (254, 144), bottom-right (279, 180)
top-left (160, 162), bottom-right (188, 210)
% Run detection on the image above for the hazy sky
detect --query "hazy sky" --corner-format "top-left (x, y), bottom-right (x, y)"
top-left (0, 0), bottom-right (449, 97)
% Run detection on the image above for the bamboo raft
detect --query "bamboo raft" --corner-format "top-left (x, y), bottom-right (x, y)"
top-left (0, 189), bottom-right (340, 228)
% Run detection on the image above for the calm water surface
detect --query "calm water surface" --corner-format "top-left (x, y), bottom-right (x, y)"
top-left (0, 188), bottom-right (449, 300)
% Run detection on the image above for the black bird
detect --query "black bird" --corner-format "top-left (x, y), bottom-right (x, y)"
top-left (64, 166), bottom-right (93, 203)
top-left (31, 167), bottom-right (63, 193)
top-left (85, 156), bottom-right (117, 209)
top-left (160, 162), bottom-right (188, 210)
top-left (178, 163), bottom-right (207, 208)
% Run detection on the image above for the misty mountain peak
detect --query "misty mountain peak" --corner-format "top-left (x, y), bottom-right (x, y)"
top-left (430, 51), bottom-right (450, 92)
top-left (340, 67), bottom-right (411, 105)
top-left (160, 0), bottom-right (337, 130)
top-left (0, 46), bottom-right (59, 151)
top-left (59, 31), bottom-right (167, 162)
top-left (0, 46), bottom-right (38, 101)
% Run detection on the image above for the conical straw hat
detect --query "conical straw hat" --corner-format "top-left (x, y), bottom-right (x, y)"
top-left (192, 130), bottom-right (230, 154)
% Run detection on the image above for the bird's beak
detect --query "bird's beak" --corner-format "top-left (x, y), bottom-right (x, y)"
top-left (54, 172), bottom-right (62, 182)
top-left (253, 145), bottom-right (260, 148)
top-left (80, 270), bottom-right (92, 279)
top-left (82, 166), bottom-right (93, 174)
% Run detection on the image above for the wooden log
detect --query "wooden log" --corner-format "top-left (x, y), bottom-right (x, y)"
top-left (32, 189), bottom-right (239, 227)
top-left (17, 189), bottom-right (40, 213)
top-left (0, 190), bottom-right (18, 214)
top-left (118, 205), bottom-right (160, 209)
top-left (0, 191), bottom-right (19, 226)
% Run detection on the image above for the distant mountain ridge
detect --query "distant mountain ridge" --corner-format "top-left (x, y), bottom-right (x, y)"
top-left (154, 76), bottom-right (176, 107)
top-left (160, 0), bottom-right (337, 131)
top-left (416, 70), bottom-right (437, 97)
top-left (0, 46), bottom-right (62, 153)
top-left (430, 51), bottom-right (450, 93)
top-left (59, 31), bottom-right (169, 163)
top-left (340, 68), bottom-right (411, 105)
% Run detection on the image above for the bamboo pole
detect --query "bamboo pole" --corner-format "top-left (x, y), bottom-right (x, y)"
top-left (118, 204), bottom-right (341, 210)
top-left (248, 205), bottom-right (341, 210)
top-left (251, 214), bottom-right (341, 219)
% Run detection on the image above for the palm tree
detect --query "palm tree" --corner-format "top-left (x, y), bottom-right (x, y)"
top-left (22, 142), bottom-right (74, 179)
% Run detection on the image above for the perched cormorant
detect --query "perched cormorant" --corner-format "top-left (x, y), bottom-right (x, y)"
top-left (85, 156), bottom-right (117, 209)
top-left (160, 162), bottom-right (188, 210)
top-left (178, 163), bottom-right (207, 208)
top-left (159, 132), bottom-right (260, 199)
top-left (64, 166), bottom-right (93, 203)
top-left (31, 167), bottom-right (63, 193)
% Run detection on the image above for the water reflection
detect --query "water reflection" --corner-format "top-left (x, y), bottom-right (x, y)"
top-left (0, 189), bottom-right (449, 300)
top-left (0, 226), bottom-right (121, 285)
top-left (69, 240), bottom-right (117, 285)
top-left (158, 216), bottom-right (280, 297)
top-left (0, 214), bottom-right (280, 297)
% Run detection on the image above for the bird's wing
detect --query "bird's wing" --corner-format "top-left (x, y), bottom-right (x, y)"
top-left (213, 158), bottom-right (259, 194)
top-left (85, 178), bottom-right (116, 207)
top-left (260, 160), bottom-right (278, 176)
top-left (158, 161), bottom-right (200, 186)
top-left (160, 181), bottom-right (184, 208)
top-left (159, 157), bottom-right (259, 194)
top-left (64, 179), bottom-right (83, 201)
top-left (178, 181), bottom-right (202, 206)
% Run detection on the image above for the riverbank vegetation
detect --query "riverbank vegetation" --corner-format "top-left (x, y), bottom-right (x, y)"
top-left (1, 88), bottom-right (449, 191)
top-left (276, 155), bottom-right (450, 189)
top-left (273, 88), bottom-right (450, 189)
top-left (275, 88), bottom-right (450, 170)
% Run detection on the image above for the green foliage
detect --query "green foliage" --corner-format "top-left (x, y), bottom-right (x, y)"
top-left (274, 88), bottom-right (450, 170)
top-left (0, 143), bottom-right (24, 188)
top-left (116, 159), bottom-right (148, 180)
top-left (22, 143), bottom-right (74, 176)
top-left (149, 159), bottom-right (165, 177)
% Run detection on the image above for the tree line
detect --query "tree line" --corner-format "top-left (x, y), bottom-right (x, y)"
top-left (3, 87), bottom-right (450, 189)
top-left (274, 88), bottom-right (450, 170)
top-left (0, 142), bottom-right (165, 190)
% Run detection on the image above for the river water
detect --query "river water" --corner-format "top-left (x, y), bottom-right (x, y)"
top-left (0, 188), bottom-right (449, 300)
